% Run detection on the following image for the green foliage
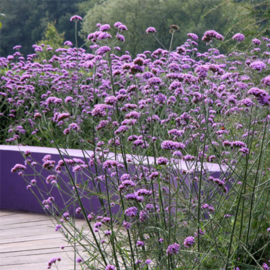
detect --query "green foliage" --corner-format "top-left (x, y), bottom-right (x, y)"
top-left (36, 22), bottom-right (65, 60)
top-left (0, 13), bottom-right (5, 29)
top-left (206, 0), bottom-right (270, 53)
top-left (0, 0), bottom-right (87, 56)
top-left (81, 0), bottom-right (257, 56)
top-left (39, 22), bottom-right (65, 47)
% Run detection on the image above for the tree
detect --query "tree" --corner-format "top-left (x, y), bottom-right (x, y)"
top-left (36, 22), bottom-right (65, 60)
top-left (0, 0), bottom-right (88, 56)
top-left (0, 0), bottom-right (45, 56)
top-left (81, 0), bottom-right (257, 56)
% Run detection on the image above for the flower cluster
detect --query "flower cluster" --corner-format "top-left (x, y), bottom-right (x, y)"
top-left (5, 21), bottom-right (270, 269)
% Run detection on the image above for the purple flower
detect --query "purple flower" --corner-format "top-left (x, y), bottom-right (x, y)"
top-left (183, 236), bottom-right (195, 247)
top-left (262, 263), bottom-right (269, 270)
top-left (56, 113), bottom-right (70, 122)
top-left (252, 38), bottom-right (261, 45)
top-left (116, 34), bottom-right (125, 42)
top-left (240, 98), bottom-right (254, 107)
top-left (124, 206), bottom-right (137, 217)
top-left (70, 15), bottom-right (82, 22)
top-left (232, 141), bottom-right (247, 148)
top-left (96, 46), bottom-right (111, 56)
top-left (202, 30), bottom-right (224, 42)
top-left (166, 243), bottom-right (180, 255)
top-left (157, 157), bottom-right (168, 165)
top-left (145, 259), bottom-right (152, 265)
top-left (100, 24), bottom-right (111, 32)
top-left (146, 27), bottom-right (156, 33)
top-left (91, 104), bottom-right (108, 117)
top-left (87, 214), bottom-right (94, 220)
top-left (105, 95), bottom-right (117, 105)
top-left (148, 76), bottom-right (162, 86)
top-left (13, 45), bottom-right (22, 50)
top-left (123, 221), bottom-right (131, 229)
top-left (187, 33), bottom-right (199, 41)
top-left (64, 41), bottom-right (73, 46)
top-left (105, 265), bottom-right (116, 270)
top-left (139, 210), bottom-right (148, 222)
top-left (94, 222), bottom-right (102, 228)
top-left (47, 257), bottom-right (61, 268)
top-left (114, 22), bottom-right (122, 28)
top-left (262, 75), bottom-right (270, 86)
top-left (11, 164), bottom-right (26, 173)
top-left (136, 240), bottom-right (144, 247)
top-left (55, 224), bottom-right (61, 231)
top-left (118, 24), bottom-right (128, 31)
top-left (232, 33), bottom-right (245, 42)
top-left (69, 123), bottom-right (79, 131)
top-left (248, 87), bottom-right (268, 97)
top-left (97, 32), bottom-right (112, 40)
top-left (76, 257), bottom-right (83, 263)
top-left (104, 230), bottom-right (112, 236)
top-left (250, 60), bottom-right (266, 71)
top-left (103, 160), bottom-right (120, 169)
top-left (161, 140), bottom-right (185, 150)
top-left (239, 147), bottom-right (249, 155)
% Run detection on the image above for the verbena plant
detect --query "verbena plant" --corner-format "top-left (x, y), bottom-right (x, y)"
top-left (3, 16), bottom-right (270, 269)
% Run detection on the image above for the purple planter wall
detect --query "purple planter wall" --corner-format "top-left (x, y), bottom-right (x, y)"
top-left (0, 145), bottom-right (226, 215)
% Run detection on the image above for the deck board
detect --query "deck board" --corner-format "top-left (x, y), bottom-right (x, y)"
top-left (0, 210), bottom-right (87, 270)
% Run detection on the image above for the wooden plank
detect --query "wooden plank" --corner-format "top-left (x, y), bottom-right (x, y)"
top-left (0, 211), bottom-right (20, 217)
top-left (0, 261), bottom-right (76, 270)
top-left (0, 234), bottom-right (63, 245)
top-left (0, 211), bottom-right (90, 270)
top-left (0, 238), bottom-right (68, 253)
top-left (0, 246), bottom-right (73, 257)
top-left (0, 213), bottom-right (48, 225)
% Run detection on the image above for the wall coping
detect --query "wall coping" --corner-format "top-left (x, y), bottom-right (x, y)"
top-left (0, 145), bottom-right (228, 173)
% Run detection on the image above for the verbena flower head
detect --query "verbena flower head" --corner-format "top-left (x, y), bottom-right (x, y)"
top-left (99, 24), bottom-right (111, 32)
top-left (76, 257), bottom-right (83, 263)
top-left (232, 33), bottom-right (245, 42)
top-left (96, 46), bottom-right (111, 56)
top-left (118, 24), bottom-right (128, 31)
top-left (166, 243), bottom-right (180, 255)
top-left (249, 60), bottom-right (266, 71)
top-left (70, 15), bottom-right (82, 22)
top-left (64, 41), bottom-right (73, 46)
top-left (124, 206), bottom-right (137, 217)
top-left (183, 236), bottom-right (195, 247)
top-left (157, 157), bottom-right (168, 165)
top-left (187, 33), bottom-right (199, 41)
top-left (262, 75), bottom-right (270, 86)
top-left (105, 265), bottom-right (116, 270)
top-left (146, 27), bottom-right (156, 33)
top-left (13, 45), bottom-right (22, 50)
top-left (202, 30), bottom-right (224, 42)
top-left (252, 38), bottom-right (261, 45)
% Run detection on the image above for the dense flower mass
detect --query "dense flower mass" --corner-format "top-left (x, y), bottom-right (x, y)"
top-left (4, 22), bottom-right (270, 270)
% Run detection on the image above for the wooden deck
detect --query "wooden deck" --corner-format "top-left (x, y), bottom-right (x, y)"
top-left (0, 210), bottom-right (85, 270)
